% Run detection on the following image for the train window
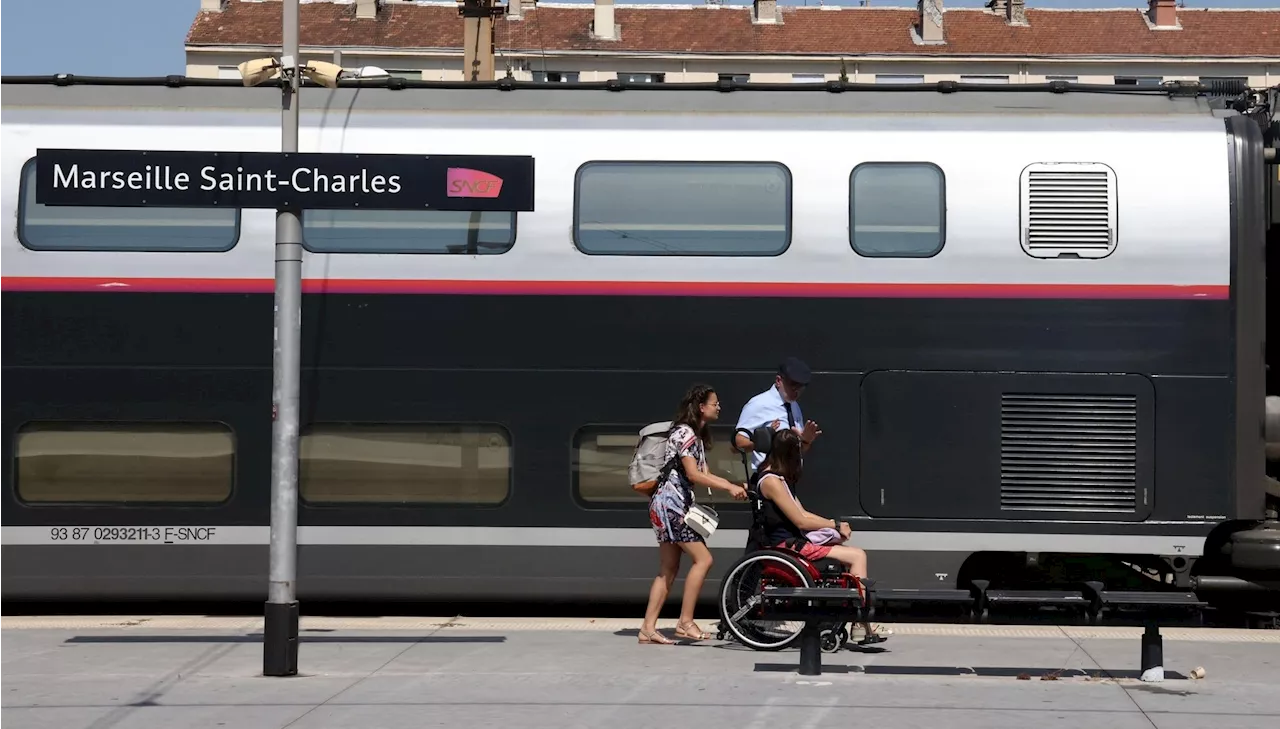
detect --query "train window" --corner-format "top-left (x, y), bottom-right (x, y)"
top-left (16, 159), bottom-right (239, 252)
top-left (849, 162), bottom-right (946, 258)
top-left (573, 161), bottom-right (791, 256)
top-left (15, 422), bottom-right (234, 504)
top-left (1019, 162), bottom-right (1117, 259)
top-left (300, 424), bottom-right (510, 504)
top-left (573, 424), bottom-right (748, 505)
top-left (301, 210), bottom-right (516, 254)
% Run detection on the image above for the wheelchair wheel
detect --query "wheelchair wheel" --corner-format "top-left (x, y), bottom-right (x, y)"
top-left (820, 628), bottom-right (848, 654)
top-left (718, 551), bottom-right (813, 651)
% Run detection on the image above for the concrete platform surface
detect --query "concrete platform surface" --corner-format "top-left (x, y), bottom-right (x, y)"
top-left (3, 617), bottom-right (1278, 729)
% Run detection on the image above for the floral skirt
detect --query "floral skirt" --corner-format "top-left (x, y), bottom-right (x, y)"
top-left (649, 495), bottom-right (704, 544)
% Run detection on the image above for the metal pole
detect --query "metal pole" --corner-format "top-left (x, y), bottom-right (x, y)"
top-left (264, 0), bottom-right (302, 678)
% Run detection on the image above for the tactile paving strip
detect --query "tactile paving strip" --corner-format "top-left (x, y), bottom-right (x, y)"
top-left (2, 615), bottom-right (1278, 642)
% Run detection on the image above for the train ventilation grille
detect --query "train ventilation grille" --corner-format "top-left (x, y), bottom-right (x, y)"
top-left (1020, 163), bottom-right (1117, 259)
top-left (1000, 393), bottom-right (1138, 513)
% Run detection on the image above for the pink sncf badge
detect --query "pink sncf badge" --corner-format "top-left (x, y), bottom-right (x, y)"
top-left (446, 168), bottom-right (504, 198)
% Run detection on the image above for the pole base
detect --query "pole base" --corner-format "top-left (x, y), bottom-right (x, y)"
top-left (264, 601), bottom-right (299, 676)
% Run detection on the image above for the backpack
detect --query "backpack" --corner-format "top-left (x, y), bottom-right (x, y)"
top-left (628, 421), bottom-right (678, 497)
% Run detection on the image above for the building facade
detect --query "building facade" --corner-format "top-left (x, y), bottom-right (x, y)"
top-left (186, 0), bottom-right (1280, 88)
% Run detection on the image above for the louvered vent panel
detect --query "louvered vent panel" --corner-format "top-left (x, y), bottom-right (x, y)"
top-left (1020, 163), bottom-right (1117, 259)
top-left (1000, 393), bottom-right (1138, 513)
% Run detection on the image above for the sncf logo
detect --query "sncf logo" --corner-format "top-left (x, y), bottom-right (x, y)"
top-left (447, 168), bottom-right (504, 198)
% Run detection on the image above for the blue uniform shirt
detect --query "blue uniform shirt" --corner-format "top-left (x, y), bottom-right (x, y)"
top-left (735, 384), bottom-right (804, 470)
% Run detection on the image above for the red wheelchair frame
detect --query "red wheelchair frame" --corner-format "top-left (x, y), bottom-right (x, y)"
top-left (716, 542), bottom-right (871, 652)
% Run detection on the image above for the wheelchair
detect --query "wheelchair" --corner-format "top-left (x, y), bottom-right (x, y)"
top-left (715, 539), bottom-right (870, 653)
top-left (716, 427), bottom-right (871, 653)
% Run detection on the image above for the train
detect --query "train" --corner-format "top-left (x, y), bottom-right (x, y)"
top-left (2, 76), bottom-right (1278, 616)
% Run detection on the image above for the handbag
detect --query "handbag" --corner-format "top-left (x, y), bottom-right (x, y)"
top-left (685, 502), bottom-right (719, 539)
top-left (683, 483), bottom-right (719, 539)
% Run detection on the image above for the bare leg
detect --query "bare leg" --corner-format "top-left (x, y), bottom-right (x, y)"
top-left (640, 543), bottom-right (681, 644)
top-left (674, 539), bottom-right (714, 640)
top-left (826, 545), bottom-right (867, 578)
top-left (825, 545), bottom-right (884, 637)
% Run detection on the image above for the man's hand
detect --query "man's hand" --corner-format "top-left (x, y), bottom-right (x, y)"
top-left (838, 521), bottom-right (852, 540)
top-left (802, 420), bottom-right (822, 444)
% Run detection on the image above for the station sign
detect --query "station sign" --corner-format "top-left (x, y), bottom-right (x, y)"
top-left (34, 148), bottom-right (535, 211)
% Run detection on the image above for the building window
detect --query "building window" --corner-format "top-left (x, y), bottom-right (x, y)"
top-left (574, 161), bottom-right (791, 256)
top-left (15, 422), bottom-right (234, 504)
top-left (961, 75), bottom-right (1010, 84)
top-left (875, 74), bottom-right (924, 84)
top-left (618, 73), bottom-right (664, 83)
top-left (1115, 76), bottom-right (1162, 86)
top-left (792, 74), bottom-right (826, 84)
top-left (300, 424), bottom-right (511, 505)
top-left (573, 425), bottom-right (750, 505)
top-left (301, 210), bottom-right (516, 254)
top-left (849, 163), bottom-right (945, 258)
top-left (533, 71), bottom-right (579, 83)
top-left (17, 159), bottom-right (240, 252)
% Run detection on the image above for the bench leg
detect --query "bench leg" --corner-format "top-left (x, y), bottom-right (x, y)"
top-left (1140, 624), bottom-right (1164, 682)
top-left (798, 620), bottom-right (822, 676)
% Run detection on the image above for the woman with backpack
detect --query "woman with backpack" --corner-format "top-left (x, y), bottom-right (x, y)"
top-left (639, 383), bottom-right (748, 645)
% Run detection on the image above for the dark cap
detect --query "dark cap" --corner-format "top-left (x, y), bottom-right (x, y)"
top-left (778, 357), bottom-right (812, 385)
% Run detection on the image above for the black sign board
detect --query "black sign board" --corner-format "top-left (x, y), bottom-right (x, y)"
top-left (34, 149), bottom-right (535, 211)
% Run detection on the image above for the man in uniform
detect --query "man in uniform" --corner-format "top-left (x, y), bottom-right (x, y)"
top-left (733, 357), bottom-right (822, 472)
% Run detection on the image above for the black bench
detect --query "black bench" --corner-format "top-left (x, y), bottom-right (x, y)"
top-left (757, 586), bottom-right (871, 675)
top-left (757, 582), bottom-right (1187, 680)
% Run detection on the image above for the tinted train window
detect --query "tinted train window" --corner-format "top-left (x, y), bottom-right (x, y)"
top-left (301, 210), bottom-right (516, 254)
top-left (15, 422), bottom-right (234, 504)
top-left (300, 424), bottom-right (510, 504)
top-left (573, 162), bottom-right (791, 256)
top-left (849, 162), bottom-right (945, 257)
top-left (573, 425), bottom-right (749, 504)
top-left (17, 159), bottom-right (239, 252)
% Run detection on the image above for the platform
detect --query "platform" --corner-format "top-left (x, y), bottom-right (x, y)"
top-left (4, 616), bottom-right (1279, 729)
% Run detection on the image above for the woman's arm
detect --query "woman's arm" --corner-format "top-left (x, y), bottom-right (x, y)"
top-left (759, 475), bottom-right (840, 532)
top-left (681, 455), bottom-right (745, 496)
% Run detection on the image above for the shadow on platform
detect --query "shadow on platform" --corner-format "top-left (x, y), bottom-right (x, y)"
top-left (64, 634), bottom-right (507, 644)
top-left (753, 664), bottom-right (1188, 679)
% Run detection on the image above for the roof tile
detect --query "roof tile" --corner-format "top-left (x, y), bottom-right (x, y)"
top-left (185, 1), bottom-right (1280, 58)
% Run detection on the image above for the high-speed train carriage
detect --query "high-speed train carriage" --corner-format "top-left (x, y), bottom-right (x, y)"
top-left (2, 78), bottom-right (1277, 611)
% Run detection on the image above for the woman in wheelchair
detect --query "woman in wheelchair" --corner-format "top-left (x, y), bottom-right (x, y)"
top-left (754, 428), bottom-right (891, 643)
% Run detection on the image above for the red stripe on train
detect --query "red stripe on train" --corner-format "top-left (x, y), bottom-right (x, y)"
top-left (0, 277), bottom-right (1231, 299)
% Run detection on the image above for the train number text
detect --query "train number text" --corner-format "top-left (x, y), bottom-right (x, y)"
top-left (47, 527), bottom-right (219, 544)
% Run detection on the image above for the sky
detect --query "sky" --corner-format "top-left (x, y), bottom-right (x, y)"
top-left (1, 0), bottom-right (1275, 77)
